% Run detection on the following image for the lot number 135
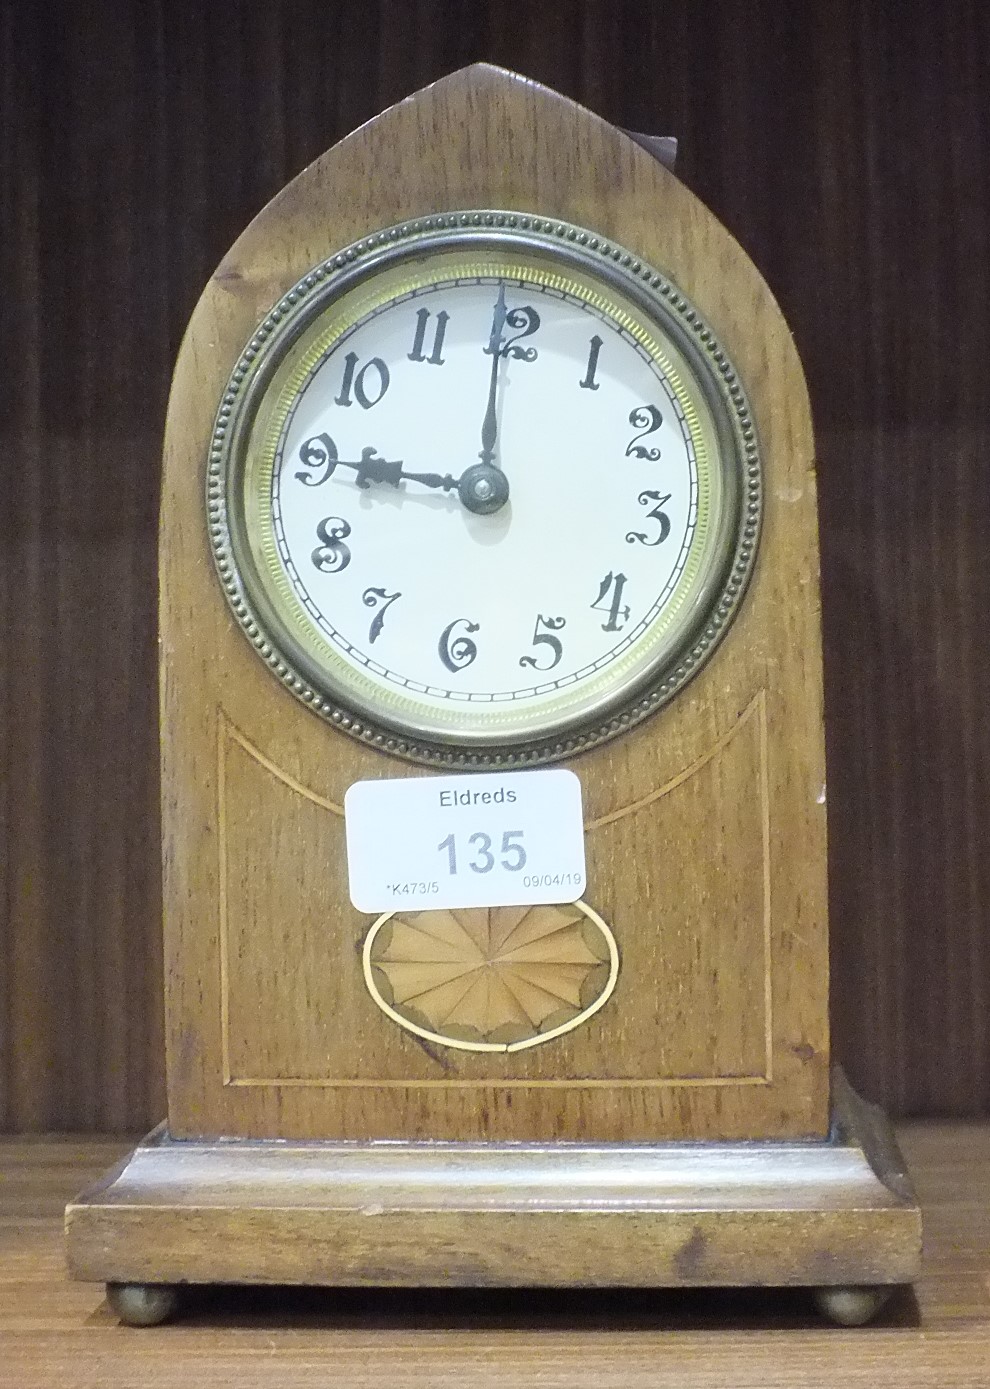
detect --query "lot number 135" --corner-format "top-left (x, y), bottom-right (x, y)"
top-left (438, 831), bottom-right (527, 875)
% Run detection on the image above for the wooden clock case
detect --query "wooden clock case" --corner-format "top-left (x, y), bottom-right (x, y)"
top-left (66, 65), bottom-right (920, 1325)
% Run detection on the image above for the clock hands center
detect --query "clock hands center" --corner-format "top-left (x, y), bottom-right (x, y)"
top-left (456, 461), bottom-right (510, 515)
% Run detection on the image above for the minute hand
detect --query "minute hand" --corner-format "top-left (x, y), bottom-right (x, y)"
top-left (478, 283), bottom-right (508, 469)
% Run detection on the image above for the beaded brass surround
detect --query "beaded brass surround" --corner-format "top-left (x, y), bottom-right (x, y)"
top-left (207, 212), bottom-right (762, 769)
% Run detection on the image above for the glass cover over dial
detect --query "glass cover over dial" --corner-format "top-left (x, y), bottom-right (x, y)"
top-left (210, 215), bottom-right (760, 765)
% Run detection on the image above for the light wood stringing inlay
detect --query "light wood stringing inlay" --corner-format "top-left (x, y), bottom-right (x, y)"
top-left (218, 691), bottom-right (770, 1087)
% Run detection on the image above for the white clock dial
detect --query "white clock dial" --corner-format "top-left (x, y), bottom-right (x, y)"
top-left (215, 219), bottom-right (759, 762)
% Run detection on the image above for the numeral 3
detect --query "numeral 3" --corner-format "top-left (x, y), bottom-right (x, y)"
top-left (626, 491), bottom-right (672, 546)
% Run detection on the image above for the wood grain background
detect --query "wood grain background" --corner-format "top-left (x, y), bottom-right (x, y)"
top-left (1, 0), bottom-right (988, 1132)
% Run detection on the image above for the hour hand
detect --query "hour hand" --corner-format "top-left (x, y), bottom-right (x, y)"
top-left (360, 450), bottom-right (510, 513)
top-left (355, 447), bottom-right (461, 493)
top-left (294, 434), bottom-right (505, 511)
top-left (353, 446), bottom-right (404, 488)
top-left (296, 435), bottom-right (457, 493)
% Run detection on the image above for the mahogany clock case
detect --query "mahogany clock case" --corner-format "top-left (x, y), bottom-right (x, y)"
top-left (64, 65), bottom-right (920, 1313)
top-left (163, 63), bottom-right (823, 1147)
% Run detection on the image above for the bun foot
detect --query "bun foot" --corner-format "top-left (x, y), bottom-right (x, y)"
top-left (106, 1282), bottom-right (180, 1326)
top-left (812, 1284), bottom-right (893, 1326)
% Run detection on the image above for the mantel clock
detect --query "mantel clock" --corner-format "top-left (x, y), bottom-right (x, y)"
top-left (67, 65), bottom-right (920, 1327)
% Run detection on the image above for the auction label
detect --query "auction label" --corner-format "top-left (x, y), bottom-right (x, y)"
top-left (344, 769), bottom-right (586, 913)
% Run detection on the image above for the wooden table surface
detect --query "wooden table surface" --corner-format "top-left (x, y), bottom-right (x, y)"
top-left (1, 1125), bottom-right (988, 1388)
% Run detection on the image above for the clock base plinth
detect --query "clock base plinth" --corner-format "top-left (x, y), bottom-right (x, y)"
top-left (66, 1073), bottom-right (919, 1319)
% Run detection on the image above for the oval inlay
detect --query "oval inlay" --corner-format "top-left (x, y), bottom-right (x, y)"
top-left (362, 901), bottom-right (619, 1052)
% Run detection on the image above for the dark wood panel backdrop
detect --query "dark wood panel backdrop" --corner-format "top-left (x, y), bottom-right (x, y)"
top-left (2, 0), bottom-right (988, 1132)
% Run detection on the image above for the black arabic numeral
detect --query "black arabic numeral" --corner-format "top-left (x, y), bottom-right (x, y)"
top-left (311, 516), bottom-right (352, 573)
top-left (579, 335), bottom-right (603, 390)
top-left (591, 572), bottom-right (630, 632)
top-left (296, 432), bottom-right (339, 486)
top-left (486, 296), bottom-right (541, 362)
top-left (438, 618), bottom-right (479, 673)
top-left (362, 586), bottom-right (401, 643)
top-left (408, 307), bottom-right (449, 365)
top-left (502, 304), bottom-right (541, 360)
top-left (519, 615), bottom-right (566, 671)
top-left (625, 404), bottom-right (662, 460)
top-left (626, 491), bottom-right (672, 546)
top-left (335, 351), bottom-right (390, 409)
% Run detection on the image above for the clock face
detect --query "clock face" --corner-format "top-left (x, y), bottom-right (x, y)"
top-left (211, 215), bottom-right (760, 764)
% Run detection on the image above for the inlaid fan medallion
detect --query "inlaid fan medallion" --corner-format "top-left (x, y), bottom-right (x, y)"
top-left (363, 902), bottom-right (619, 1052)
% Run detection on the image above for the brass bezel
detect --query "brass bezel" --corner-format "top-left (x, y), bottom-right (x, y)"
top-left (207, 212), bottom-right (762, 768)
